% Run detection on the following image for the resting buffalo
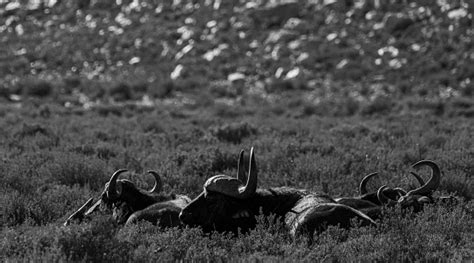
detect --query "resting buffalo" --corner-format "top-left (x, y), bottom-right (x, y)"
top-left (335, 170), bottom-right (426, 218)
top-left (179, 148), bottom-right (376, 240)
top-left (64, 169), bottom-right (190, 227)
top-left (377, 160), bottom-right (441, 212)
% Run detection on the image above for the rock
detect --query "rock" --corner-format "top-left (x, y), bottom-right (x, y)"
top-left (227, 72), bottom-right (246, 83)
top-left (170, 64), bottom-right (184, 80)
top-left (447, 8), bottom-right (468, 20)
top-left (285, 67), bottom-right (301, 79)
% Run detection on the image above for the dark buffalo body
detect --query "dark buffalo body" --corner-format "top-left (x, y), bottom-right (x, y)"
top-left (179, 148), bottom-right (376, 238)
top-left (64, 169), bottom-right (190, 227)
top-left (335, 197), bottom-right (382, 219)
top-left (180, 187), bottom-right (306, 233)
top-left (125, 198), bottom-right (190, 226)
top-left (336, 162), bottom-right (440, 217)
top-left (286, 194), bottom-right (376, 241)
top-left (335, 172), bottom-right (412, 219)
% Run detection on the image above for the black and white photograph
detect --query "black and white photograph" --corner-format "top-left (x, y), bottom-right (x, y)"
top-left (0, 0), bottom-right (472, 261)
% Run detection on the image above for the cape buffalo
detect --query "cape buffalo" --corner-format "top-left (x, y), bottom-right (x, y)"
top-left (64, 169), bottom-right (190, 227)
top-left (179, 148), bottom-right (376, 240)
top-left (377, 160), bottom-right (441, 212)
top-left (335, 170), bottom-right (426, 218)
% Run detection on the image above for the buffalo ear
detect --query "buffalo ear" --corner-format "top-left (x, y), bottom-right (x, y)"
top-left (115, 182), bottom-right (123, 196)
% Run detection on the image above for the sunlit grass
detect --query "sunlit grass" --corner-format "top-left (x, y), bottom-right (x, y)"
top-left (0, 101), bottom-right (473, 261)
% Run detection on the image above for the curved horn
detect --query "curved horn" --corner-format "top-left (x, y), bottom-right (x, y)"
top-left (74, 198), bottom-right (94, 215)
top-left (84, 199), bottom-right (102, 216)
top-left (377, 185), bottom-right (397, 205)
top-left (409, 171), bottom-right (425, 186)
top-left (237, 147), bottom-right (258, 199)
top-left (237, 150), bottom-right (246, 182)
top-left (64, 198), bottom-right (94, 226)
top-left (406, 160), bottom-right (441, 196)
top-left (393, 187), bottom-right (407, 197)
top-left (359, 172), bottom-right (378, 195)
top-left (147, 170), bottom-right (163, 193)
top-left (107, 169), bottom-right (127, 199)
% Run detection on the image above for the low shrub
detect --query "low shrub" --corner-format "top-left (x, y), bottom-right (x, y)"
top-left (150, 80), bottom-right (174, 98)
top-left (110, 83), bottom-right (133, 102)
top-left (13, 123), bottom-right (57, 140)
top-left (19, 79), bottom-right (54, 98)
top-left (360, 96), bottom-right (395, 115)
top-left (210, 122), bottom-right (257, 144)
top-left (1, 202), bottom-right (471, 261)
top-left (95, 142), bottom-right (120, 160)
top-left (1, 185), bottom-right (91, 226)
top-left (175, 147), bottom-right (237, 178)
top-left (42, 152), bottom-right (108, 190)
top-left (92, 104), bottom-right (124, 117)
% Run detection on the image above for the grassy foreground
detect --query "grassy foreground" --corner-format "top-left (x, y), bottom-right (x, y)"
top-left (0, 0), bottom-right (473, 262)
top-left (0, 102), bottom-right (473, 261)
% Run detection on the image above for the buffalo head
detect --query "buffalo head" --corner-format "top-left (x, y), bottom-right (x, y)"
top-left (64, 169), bottom-right (180, 226)
top-left (377, 160), bottom-right (441, 212)
top-left (357, 170), bottom-right (427, 205)
top-left (179, 148), bottom-right (258, 233)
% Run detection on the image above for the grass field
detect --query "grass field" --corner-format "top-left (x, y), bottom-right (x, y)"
top-left (1, 1), bottom-right (473, 262)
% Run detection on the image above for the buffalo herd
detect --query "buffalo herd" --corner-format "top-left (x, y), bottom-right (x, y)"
top-left (64, 147), bottom-right (453, 241)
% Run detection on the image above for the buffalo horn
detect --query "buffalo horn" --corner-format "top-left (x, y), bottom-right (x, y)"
top-left (237, 150), bottom-right (246, 183)
top-left (107, 169), bottom-right (128, 199)
top-left (64, 197), bottom-right (94, 226)
top-left (359, 172), bottom-right (378, 195)
top-left (377, 185), bottom-right (397, 205)
top-left (237, 147), bottom-right (257, 199)
top-left (84, 199), bottom-right (102, 216)
top-left (147, 170), bottom-right (163, 193)
top-left (393, 187), bottom-right (407, 198)
top-left (406, 160), bottom-right (440, 196)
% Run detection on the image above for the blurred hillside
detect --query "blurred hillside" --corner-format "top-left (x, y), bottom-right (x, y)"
top-left (0, 0), bottom-right (472, 112)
